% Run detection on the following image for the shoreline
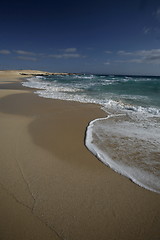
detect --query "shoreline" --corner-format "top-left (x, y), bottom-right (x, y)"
top-left (0, 70), bottom-right (160, 240)
top-left (23, 71), bottom-right (160, 194)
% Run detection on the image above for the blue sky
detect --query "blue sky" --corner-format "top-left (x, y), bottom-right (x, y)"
top-left (1, 0), bottom-right (160, 75)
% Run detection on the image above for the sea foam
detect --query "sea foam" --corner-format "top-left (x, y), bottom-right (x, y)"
top-left (85, 115), bottom-right (160, 193)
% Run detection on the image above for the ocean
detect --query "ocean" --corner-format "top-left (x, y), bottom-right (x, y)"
top-left (22, 74), bottom-right (160, 193)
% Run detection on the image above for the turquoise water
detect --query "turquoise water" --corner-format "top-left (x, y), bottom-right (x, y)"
top-left (22, 74), bottom-right (160, 193)
top-left (23, 74), bottom-right (160, 113)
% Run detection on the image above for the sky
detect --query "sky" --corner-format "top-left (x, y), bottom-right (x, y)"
top-left (1, 0), bottom-right (160, 75)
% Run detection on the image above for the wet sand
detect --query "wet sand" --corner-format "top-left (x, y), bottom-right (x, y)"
top-left (0, 70), bottom-right (160, 240)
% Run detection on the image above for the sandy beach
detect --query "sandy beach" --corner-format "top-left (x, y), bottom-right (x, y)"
top-left (0, 70), bottom-right (160, 240)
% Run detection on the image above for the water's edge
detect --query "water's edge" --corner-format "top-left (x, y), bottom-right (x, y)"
top-left (21, 76), bottom-right (160, 194)
top-left (85, 114), bottom-right (160, 194)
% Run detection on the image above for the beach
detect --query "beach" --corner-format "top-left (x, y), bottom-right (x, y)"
top-left (0, 70), bottom-right (160, 240)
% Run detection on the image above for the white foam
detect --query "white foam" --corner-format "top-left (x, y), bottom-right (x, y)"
top-left (102, 99), bottom-right (160, 116)
top-left (35, 76), bottom-right (46, 79)
top-left (85, 116), bottom-right (160, 193)
top-left (22, 76), bottom-right (160, 117)
top-left (74, 74), bottom-right (95, 79)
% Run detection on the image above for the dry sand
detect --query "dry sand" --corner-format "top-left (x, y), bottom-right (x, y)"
top-left (0, 70), bottom-right (160, 240)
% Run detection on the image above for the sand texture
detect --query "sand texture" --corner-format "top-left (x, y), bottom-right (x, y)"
top-left (0, 70), bottom-right (160, 240)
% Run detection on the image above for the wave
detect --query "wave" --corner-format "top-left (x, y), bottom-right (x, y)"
top-left (22, 75), bottom-right (160, 117)
top-left (85, 115), bottom-right (160, 193)
top-left (103, 99), bottom-right (160, 116)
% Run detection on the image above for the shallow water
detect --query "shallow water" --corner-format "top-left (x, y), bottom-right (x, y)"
top-left (85, 114), bottom-right (160, 193)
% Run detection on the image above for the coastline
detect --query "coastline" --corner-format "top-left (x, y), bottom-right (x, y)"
top-left (0, 70), bottom-right (160, 240)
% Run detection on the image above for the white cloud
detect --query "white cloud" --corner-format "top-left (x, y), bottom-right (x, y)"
top-left (64, 48), bottom-right (77, 53)
top-left (117, 50), bottom-right (133, 55)
top-left (0, 49), bottom-right (11, 54)
top-left (105, 51), bottom-right (112, 54)
top-left (14, 50), bottom-right (36, 55)
top-left (104, 61), bottom-right (110, 65)
top-left (115, 59), bottom-right (142, 63)
top-left (117, 49), bottom-right (160, 64)
top-left (155, 8), bottom-right (160, 19)
top-left (49, 54), bottom-right (63, 58)
top-left (16, 56), bottom-right (37, 61)
top-left (63, 53), bottom-right (82, 58)
top-left (49, 47), bottom-right (86, 59)
top-left (49, 53), bottom-right (84, 59)
top-left (136, 49), bottom-right (160, 56)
